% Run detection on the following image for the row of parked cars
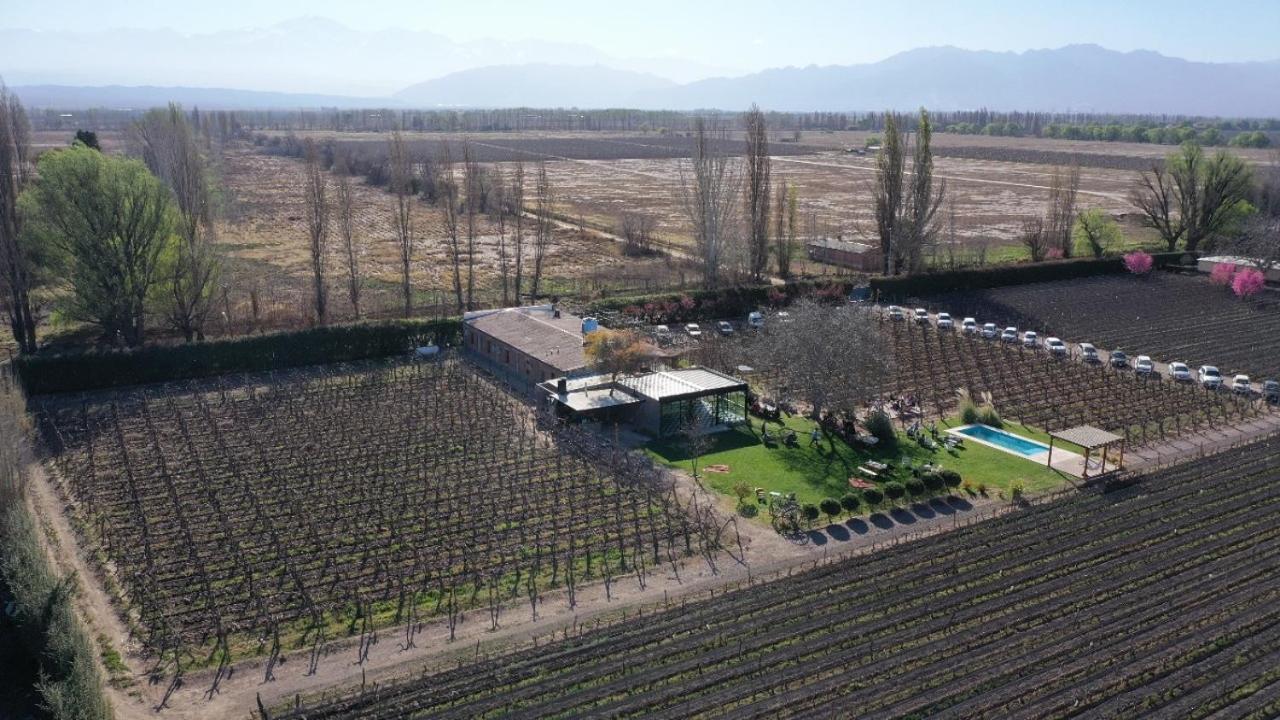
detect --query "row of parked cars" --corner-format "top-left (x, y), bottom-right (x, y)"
top-left (651, 311), bottom-right (782, 344)
top-left (889, 306), bottom-right (1280, 401)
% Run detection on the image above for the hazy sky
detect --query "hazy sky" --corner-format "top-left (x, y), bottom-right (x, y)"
top-left (6, 0), bottom-right (1279, 74)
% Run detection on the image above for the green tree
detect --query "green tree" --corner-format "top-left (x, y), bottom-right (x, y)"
top-left (1130, 142), bottom-right (1254, 252)
top-left (20, 145), bottom-right (176, 346)
top-left (862, 487), bottom-right (884, 509)
top-left (1073, 209), bottom-right (1124, 258)
top-left (819, 497), bottom-right (842, 524)
top-left (800, 503), bottom-right (821, 528)
top-left (73, 129), bottom-right (100, 151)
top-left (0, 83), bottom-right (40, 354)
top-left (839, 492), bottom-right (861, 517)
top-left (883, 481), bottom-right (906, 504)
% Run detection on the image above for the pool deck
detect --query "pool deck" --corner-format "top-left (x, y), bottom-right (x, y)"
top-left (948, 425), bottom-right (1110, 479)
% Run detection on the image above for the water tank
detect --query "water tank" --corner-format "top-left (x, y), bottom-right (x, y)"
top-left (581, 317), bottom-right (600, 334)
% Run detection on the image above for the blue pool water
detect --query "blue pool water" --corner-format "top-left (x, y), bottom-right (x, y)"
top-left (955, 424), bottom-right (1048, 457)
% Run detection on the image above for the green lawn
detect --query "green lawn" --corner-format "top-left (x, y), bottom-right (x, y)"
top-left (647, 414), bottom-right (1075, 516)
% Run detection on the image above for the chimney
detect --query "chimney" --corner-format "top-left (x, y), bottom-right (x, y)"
top-left (557, 377), bottom-right (568, 395)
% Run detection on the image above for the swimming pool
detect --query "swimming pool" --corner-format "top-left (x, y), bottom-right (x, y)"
top-left (953, 424), bottom-right (1050, 458)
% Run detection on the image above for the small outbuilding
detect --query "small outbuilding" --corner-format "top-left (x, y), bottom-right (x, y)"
top-left (806, 237), bottom-right (883, 272)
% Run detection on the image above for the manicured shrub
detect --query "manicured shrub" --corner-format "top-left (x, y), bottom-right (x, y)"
top-left (801, 503), bottom-right (821, 527)
top-left (819, 497), bottom-right (842, 523)
top-left (840, 492), bottom-right (861, 516)
top-left (905, 477), bottom-right (925, 496)
top-left (883, 481), bottom-right (906, 503)
top-left (940, 469), bottom-right (963, 489)
top-left (1233, 268), bottom-right (1266, 298)
top-left (865, 410), bottom-right (897, 448)
top-left (1123, 250), bottom-right (1154, 275)
top-left (862, 487), bottom-right (884, 508)
top-left (737, 502), bottom-right (759, 519)
top-left (922, 471), bottom-right (945, 493)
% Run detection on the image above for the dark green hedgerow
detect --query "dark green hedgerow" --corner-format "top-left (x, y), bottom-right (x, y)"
top-left (16, 318), bottom-right (462, 395)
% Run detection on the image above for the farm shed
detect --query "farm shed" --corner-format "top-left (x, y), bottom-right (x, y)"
top-left (463, 304), bottom-right (587, 390)
top-left (1197, 256), bottom-right (1280, 283)
top-left (806, 238), bottom-right (883, 272)
top-left (541, 367), bottom-right (748, 437)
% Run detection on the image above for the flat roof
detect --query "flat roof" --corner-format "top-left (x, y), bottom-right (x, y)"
top-left (464, 305), bottom-right (585, 373)
top-left (559, 388), bottom-right (644, 412)
top-left (1051, 425), bottom-right (1124, 449)
top-left (619, 367), bottom-right (747, 401)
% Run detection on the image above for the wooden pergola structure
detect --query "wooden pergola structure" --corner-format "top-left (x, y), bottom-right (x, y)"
top-left (1048, 425), bottom-right (1125, 480)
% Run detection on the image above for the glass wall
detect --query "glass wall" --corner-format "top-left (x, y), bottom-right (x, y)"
top-left (658, 390), bottom-right (747, 437)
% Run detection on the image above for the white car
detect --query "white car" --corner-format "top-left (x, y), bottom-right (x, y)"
top-left (1135, 355), bottom-right (1155, 376)
top-left (1232, 374), bottom-right (1253, 394)
top-left (1022, 331), bottom-right (1039, 348)
top-left (1198, 365), bottom-right (1223, 389)
top-left (961, 317), bottom-right (978, 335)
top-left (1079, 343), bottom-right (1100, 363)
top-left (936, 312), bottom-right (954, 330)
top-left (1001, 327), bottom-right (1018, 343)
top-left (1168, 362), bottom-right (1192, 382)
top-left (716, 320), bottom-right (734, 335)
top-left (981, 323), bottom-right (999, 339)
top-left (1045, 337), bottom-right (1067, 356)
top-left (776, 311), bottom-right (792, 323)
top-left (654, 324), bottom-right (671, 339)
top-left (747, 311), bottom-right (764, 330)
top-left (887, 306), bottom-right (905, 321)
top-left (914, 308), bottom-right (930, 325)
top-left (685, 323), bottom-right (703, 338)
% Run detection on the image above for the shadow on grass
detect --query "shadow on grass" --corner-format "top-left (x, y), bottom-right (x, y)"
top-left (647, 425), bottom-right (763, 462)
top-left (847, 518), bottom-right (871, 535)
top-left (869, 512), bottom-right (894, 530)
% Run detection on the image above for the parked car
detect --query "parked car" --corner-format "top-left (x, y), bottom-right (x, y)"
top-left (887, 305), bottom-right (905, 321)
top-left (1001, 327), bottom-right (1018, 343)
top-left (654, 324), bottom-right (671, 340)
top-left (716, 320), bottom-right (734, 335)
top-left (961, 317), bottom-right (978, 335)
top-left (1168, 362), bottom-right (1192, 382)
top-left (936, 312), bottom-right (954, 330)
top-left (747, 311), bottom-right (764, 330)
top-left (685, 323), bottom-right (703, 338)
top-left (1045, 337), bottom-right (1067, 356)
top-left (1135, 355), bottom-right (1155, 376)
top-left (775, 311), bottom-right (792, 324)
top-left (1264, 380), bottom-right (1280, 402)
top-left (1232, 374), bottom-right (1253, 394)
top-left (914, 308), bottom-right (930, 325)
top-left (1198, 365), bottom-right (1223, 389)
top-left (1110, 350), bottom-right (1130, 369)
top-left (1079, 343), bottom-right (1100, 363)
top-left (1022, 331), bottom-right (1039, 348)
top-left (981, 322), bottom-right (999, 339)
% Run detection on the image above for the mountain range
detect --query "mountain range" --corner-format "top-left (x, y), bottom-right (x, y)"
top-left (9, 44), bottom-right (1280, 116)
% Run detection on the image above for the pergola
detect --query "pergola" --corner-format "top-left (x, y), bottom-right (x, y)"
top-left (1048, 425), bottom-right (1126, 480)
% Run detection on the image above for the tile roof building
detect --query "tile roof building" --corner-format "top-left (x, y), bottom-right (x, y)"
top-left (463, 305), bottom-right (587, 388)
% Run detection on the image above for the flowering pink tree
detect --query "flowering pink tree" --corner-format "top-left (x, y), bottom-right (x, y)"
top-left (1124, 251), bottom-right (1154, 275)
top-left (1047, 248), bottom-right (1065, 260)
top-left (1209, 262), bottom-right (1238, 286)
top-left (1232, 268), bottom-right (1266, 298)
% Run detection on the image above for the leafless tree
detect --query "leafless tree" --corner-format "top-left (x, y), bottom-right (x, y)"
top-left (389, 131), bottom-right (416, 317)
top-left (511, 161), bottom-right (526, 304)
top-left (530, 161), bottom-right (554, 300)
top-left (744, 104), bottom-right (771, 281)
top-left (873, 112), bottom-right (906, 275)
top-left (438, 144), bottom-right (463, 312)
top-left (130, 103), bottom-right (221, 340)
top-left (902, 109), bottom-right (946, 273)
top-left (750, 301), bottom-right (892, 420)
top-left (491, 165), bottom-right (510, 306)
top-left (1044, 164), bottom-right (1080, 257)
top-left (1131, 142), bottom-right (1253, 252)
top-left (302, 139), bottom-right (330, 324)
top-left (678, 118), bottom-right (742, 288)
top-left (462, 140), bottom-right (480, 310)
top-left (333, 152), bottom-right (361, 318)
top-left (772, 178), bottom-right (790, 278)
top-left (0, 82), bottom-right (36, 353)
top-left (1020, 217), bottom-right (1050, 263)
top-left (617, 212), bottom-right (656, 257)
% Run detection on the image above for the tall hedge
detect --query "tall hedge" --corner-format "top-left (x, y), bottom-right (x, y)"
top-left (16, 318), bottom-right (462, 395)
top-left (869, 252), bottom-right (1190, 299)
top-left (585, 279), bottom-right (857, 322)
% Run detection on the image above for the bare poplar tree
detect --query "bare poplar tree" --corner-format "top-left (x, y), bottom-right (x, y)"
top-left (744, 104), bottom-right (771, 281)
top-left (511, 161), bottom-right (526, 304)
top-left (389, 131), bottom-right (416, 316)
top-left (130, 103), bottom-right (221, 340)
top-left (772, 178), bottom-right (790, 278)
top-left (334, 153), bottom-right (361, 318)
top-left (491, 165), bottom-right (510, 306)
top-left (1045, 164), bottom-right (1080, 257)
top-left (530, 161), bottom-right (554, 300)
top-left (462, 140), bottom-right (479, 311)
top-left (678, 118), bottom-right (742, 289)
top-left (436, 144), bottom-right (464, 312)
top-left (302, 139), bottom-right (330, 324)
top-left (0, 82), bottom-right (37, 353)
top-left (873, 112), bottom-right (906, 275)
top-left (903, 109), bottom-right (946, 273)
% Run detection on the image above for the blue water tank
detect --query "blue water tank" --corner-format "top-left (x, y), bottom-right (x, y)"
top-left (581, 317), bottom-right (600, 334)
